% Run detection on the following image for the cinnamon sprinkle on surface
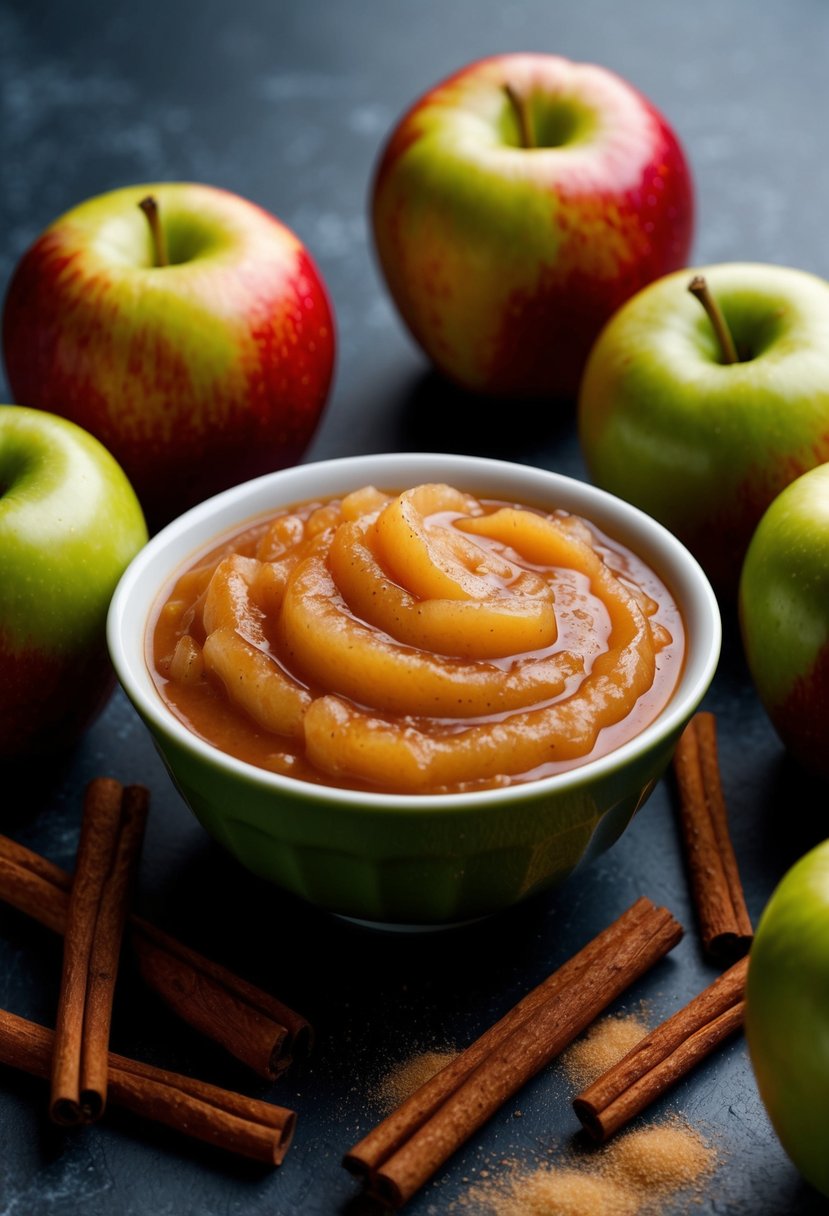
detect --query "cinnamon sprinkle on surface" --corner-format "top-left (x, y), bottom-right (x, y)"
top-left (486, 1168), bottom-right (637, 1216)
top-left (562, 1013), bottom-right (650, 1089)
top-left (604, 1119), bottom-right (714, 1193)
top-left (456, 1116), bottom-right (716, 1216)
top-left (374, 1048), bottom-right (460, 1113)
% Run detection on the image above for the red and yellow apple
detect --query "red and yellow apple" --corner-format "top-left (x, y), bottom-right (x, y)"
top-left (739, 463), bottom-right (829, 776)
top-left (371, 53), bottom-right (693, 400)
top-left (3, 183), bottom-right (336, 529)
top-left (0, 406), bottom-right (148, 756)
top-left (579, 263), bottom-right (829, 591)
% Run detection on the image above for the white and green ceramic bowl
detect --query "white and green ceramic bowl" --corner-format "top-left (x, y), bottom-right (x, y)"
top-left (107, 453), bottom-right (720, 925)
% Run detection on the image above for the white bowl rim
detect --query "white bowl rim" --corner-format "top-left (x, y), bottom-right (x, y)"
top-left (107, 452), bottom-right (721, 813)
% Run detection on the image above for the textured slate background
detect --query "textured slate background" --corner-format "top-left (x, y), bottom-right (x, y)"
top-left (1, 1), bottom-right (828, 1212)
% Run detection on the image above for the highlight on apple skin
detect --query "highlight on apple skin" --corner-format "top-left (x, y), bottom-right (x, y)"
top-left (2, 182), bottom-right (336, 530)
top-left (371, 52), bottom-right (694, 401)
top-left (0, 405), bottom-right (148, 757)
top-left (739, 463), bottom-right (829, 778)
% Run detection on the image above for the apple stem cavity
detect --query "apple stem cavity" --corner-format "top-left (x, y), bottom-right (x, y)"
top-left (139, 195), bottom-right (169, 268)
top-left (503, 83), bottom-right (536, 149)
top-left (688, 275), bottom-right (739, 365)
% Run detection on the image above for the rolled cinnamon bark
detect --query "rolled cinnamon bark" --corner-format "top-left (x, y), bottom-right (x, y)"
top-left (0, 1006), bottom-right (295, 1164)
top-left (130, 917), bottom-right (311, 1076)
top-left (673, 712), bottom-right (752, 961)
top-left (51, 779), bottom-right (148, 1125)
top-left (345, 897), bottom-right (683, 1209)
top-left (0, 829), bottom-right (310, 1080)
top-left (573, 955), bottom-right (747, 1141)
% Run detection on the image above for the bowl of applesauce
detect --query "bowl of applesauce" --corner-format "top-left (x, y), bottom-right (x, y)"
top-left (108, 453), bottom-right (720, 925)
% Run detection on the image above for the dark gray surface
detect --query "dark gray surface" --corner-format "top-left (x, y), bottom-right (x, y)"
top-left (2, 1), bottom-right (828, 1212)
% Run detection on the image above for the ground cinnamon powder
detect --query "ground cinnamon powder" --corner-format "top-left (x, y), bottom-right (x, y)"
top-left (374, 1048), bottom-right (460, 1112)
top-left (374, 1015), bottom-right (718, 1215)
top-left (484, 1167), bottom-right (639, 1216)
top-left (561, 1012), bottom-right (650, 1089)
top-left (462, 1117), bottom-right (716, 1216)
top-left (604, 1120), bottom-right (714, 1193)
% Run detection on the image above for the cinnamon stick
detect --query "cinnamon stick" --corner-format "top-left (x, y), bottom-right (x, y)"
top-left (51, 779), bottom-right (148, 1124)
top-left (0, 849), bottom-right (66, 933)
top-left (0, 832), bottom-right (310, 1080)
top-left (344, 898), bottom-right (657, 1182)
top-left (129, 917), bottom-right (311, 1077)
top-left (0, 1006), bottom-right (295, 1164)
top-left (673, 712), bottom-right (752, 961)
top-left (573, 955), bottom-right (747, 1142)
top-left (345, 897), bottom-right (683, 1209)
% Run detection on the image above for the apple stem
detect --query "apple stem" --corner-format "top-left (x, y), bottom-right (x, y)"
top-left (688, 275), bottom-right (739, 365)
top-left (138, 195), bottom-right (169, 268)
top-left (503, 83), bottom-right (536, 149)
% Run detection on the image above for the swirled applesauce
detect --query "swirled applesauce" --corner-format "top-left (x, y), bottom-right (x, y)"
top-left (149, 484), bottom-right (685, 794)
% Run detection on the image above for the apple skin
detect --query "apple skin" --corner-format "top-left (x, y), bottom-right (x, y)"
top-left (0, 406), bottom-right (148, 757)
top-left (371, 53), bottom-right (693, 401)
top-left (579, 263), bottom-right (829, 592)
top-left (739, 464), bottom-right (829, 777)
top-left (746, 839), bottom-right (829, 1197)
top-left (3, 183), bottom-right (336, 529)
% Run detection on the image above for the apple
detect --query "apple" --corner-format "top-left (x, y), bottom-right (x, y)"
top-left (746, 839), bottom-right (829, 1197)
top-left (579, 263), bottom-right (829, 591)
top-left (371, 53), bottom-right (693, 400)
top-left (0, 405), bottom-right (148, 756)
top-left (739, 463), bottom-right (829, 776)
top-left (3, 183), bottom-right (336, 529)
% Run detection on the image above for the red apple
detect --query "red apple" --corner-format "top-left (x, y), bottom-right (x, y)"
top-left (0, 406), bottom-right (148, 756)
top-left (371, 53), bottom-right (693, 400)
top-left (3, 183), bottom-right (336, 529)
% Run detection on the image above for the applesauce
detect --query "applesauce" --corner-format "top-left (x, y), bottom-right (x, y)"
top-left (148, 484), bottom-right (684, 794)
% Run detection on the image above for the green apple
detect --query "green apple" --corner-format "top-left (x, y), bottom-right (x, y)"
top-left (0, 406), bottom-right (148, 756)
top-left (746, 839), bottom-right (829, 1197)
top-left (372, 53), bottom-right (693, 400)
top-left (740, 463), bottom-right (829, 776)
top-left (579, 263), bottom-right (829, 591)
top-left (2, 183), bottom-right (336, 529)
